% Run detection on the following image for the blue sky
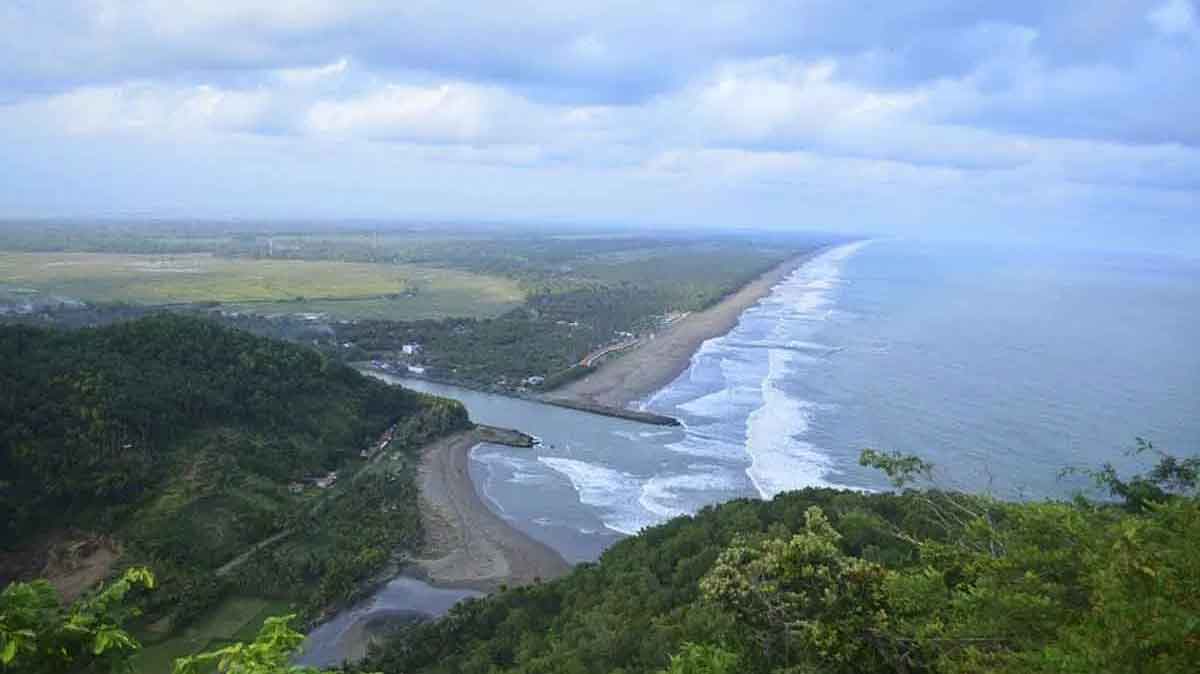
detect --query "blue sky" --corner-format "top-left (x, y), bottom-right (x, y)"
top-left (0, 1), bottom-right (1197, 250)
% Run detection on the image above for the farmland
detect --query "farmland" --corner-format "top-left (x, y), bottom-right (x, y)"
top-left (0, 252), bottom-right (523, 320)
top-left (0, 222), bottom-right (843, 393)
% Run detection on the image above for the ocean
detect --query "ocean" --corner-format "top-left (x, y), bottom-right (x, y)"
top-left (384, 238), bottom-right (1200, 561)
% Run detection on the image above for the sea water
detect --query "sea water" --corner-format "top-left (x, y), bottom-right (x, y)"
top-left (380, 239), bottom-right (1200, 560)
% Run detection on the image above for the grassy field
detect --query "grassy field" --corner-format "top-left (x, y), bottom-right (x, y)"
top-left (0, 252), bottom-right (523, 320)
top-left (133, 596), bottom-right (294, 674)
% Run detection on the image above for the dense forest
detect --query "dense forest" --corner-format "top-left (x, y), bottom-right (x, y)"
top-left (0, 315), bottom-right (469, 633)
top-left (333, 248), bottom-right (811, 389)
top-left (358, 446), bottom-right (1199, 674)
top-left (4, 444), bottom-right (1194, 674)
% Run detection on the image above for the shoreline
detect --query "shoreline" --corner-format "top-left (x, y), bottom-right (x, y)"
top-left (408, 428), bottom-right (571, 592)
top-left (551, 247), bottom-right (827, 409)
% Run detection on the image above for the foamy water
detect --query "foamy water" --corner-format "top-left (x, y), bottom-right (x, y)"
top-left (379, 239), bottom-right (1200, 558)
top-left (327, 240), bottom-right (1200, 665)
top-left (647, 241), bottom-right (869, 500)
top-left (536, 456), bottom-right (657, 535)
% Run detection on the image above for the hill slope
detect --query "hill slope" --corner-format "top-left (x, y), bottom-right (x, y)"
top-left (363, 460), bottom-right (1199, 674)
top-left (0, 314), bottom-right (469, 627)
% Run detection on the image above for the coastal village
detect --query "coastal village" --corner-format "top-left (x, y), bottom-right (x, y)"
top-left (363, 310), bottom-right (691, 394)
top-left (287, 420), bottom-right (402, 495)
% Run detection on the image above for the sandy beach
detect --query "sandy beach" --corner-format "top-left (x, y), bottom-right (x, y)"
top-left (410, 429), bottom-right (570, 591)
top-left (552, 249), bottom-right (822, 408)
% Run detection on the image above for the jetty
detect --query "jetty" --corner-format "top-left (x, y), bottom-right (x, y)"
top-left (539, 397), bottom-right (681, 426)
top-left (476, 424), bottom-right (539, 447)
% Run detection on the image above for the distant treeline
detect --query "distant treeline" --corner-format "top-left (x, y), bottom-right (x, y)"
top-left (334, 247), bottom-right (816, 389)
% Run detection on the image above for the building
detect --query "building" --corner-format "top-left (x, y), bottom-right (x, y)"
top-left (402, 343), bottom-right (422, 355)
top-left (407, 365), bottom-right (426, 375)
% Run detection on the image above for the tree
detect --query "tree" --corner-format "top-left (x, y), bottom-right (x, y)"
top-left (700, 507), bottom-right (894, 674)
top-left (1, 567), bottom-right (339, 674)
top-left (858, 449), bottom-right (933, 489)
top-left (173, 615), bottom-right (319, 674)
top-left (0, 567), bottom-right (154, 674)
top-left (657, 643), bottom-right (739, 674)
top-left (1064, 437), bottom-right (1199, 511)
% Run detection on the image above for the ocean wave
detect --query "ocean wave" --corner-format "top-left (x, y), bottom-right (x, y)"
top-left (737, 244), bottom-right (872, 497)
top-left (639, 429), bottom-right (675, 439)
top-left (537, 456), bottom-right (657, 535)
top-left (471, 446), bottom-right (551, 507)
top-left (664, 430), bottom-right (743, 460)
top-left (744, 349), bottom-right (835, 498)
top-left (676, 384), bottom-right (757, 419)
top-left (639, 468), bottom-right (738, 520)
top-left (610, 430), bottom-right (641, 443)
top-left (644, 242), bottom-right (869, 504)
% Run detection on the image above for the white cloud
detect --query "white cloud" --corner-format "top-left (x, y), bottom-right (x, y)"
top-left (28, 82), bottom-right (269, 136)
top-left (1149, 0), bottom-right (1199, 37)
top-left (685, 58), bottom-right (925, 145)
top-left (277, 57), bottom-right (350, 85)
top-left (0, 3), bottom-right (1195, 247)
top-left (95, 0), bottom-right (369, 36)
top-left (303, 83), bottom-right (514, 142)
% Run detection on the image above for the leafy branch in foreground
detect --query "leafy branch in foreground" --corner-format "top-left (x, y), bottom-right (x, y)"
top-left (173, 615), bottom-right (319, 674)
top-left (1, 567), bottom-right (340, 674)
top-left (859, 449), bottom-right (933, 489)
top-left (1061, 437), bottom-right (1199, 511)
top-left (0, 566), bottom-right (154, 674)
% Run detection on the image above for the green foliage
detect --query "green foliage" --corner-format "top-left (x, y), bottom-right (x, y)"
top-left (362, 447), bottom-right (1199, 674)
top-left (360, 490), bottom-right (909, 674)
top-left (657, 643), bottom-right (739, 674)
top-left (172, 615), bottom-right (316, 674)
top-left (1, 568), bottom-right (326, 674)
top-left (701, 507), bottom-right (892, 673)
top-left (859, 449), bottom-right (934, 489)
top-left (1064, 437), bottom-right (1199, 511)
top-left (1, 315), bottom-right (469, 630)
top-left (0, 567), bottom-right (154, 674)
top-left (326, 239), bottom-right (814, 389)
top-left (0, 314), bottom-right (429, 538)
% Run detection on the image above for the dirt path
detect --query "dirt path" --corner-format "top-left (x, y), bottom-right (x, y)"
top-left (409, 430), bottom-right (570, 591)
top-left (215, 529), bottom-right (294, 577)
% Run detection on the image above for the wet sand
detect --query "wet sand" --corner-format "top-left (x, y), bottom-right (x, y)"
top-left (554, 250), bottom-right (822, 408)
top-left (410, 429), bottom-right (570, 591)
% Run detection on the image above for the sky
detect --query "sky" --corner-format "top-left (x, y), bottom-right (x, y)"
top-left (0, 1), bottom-right (1197, 251)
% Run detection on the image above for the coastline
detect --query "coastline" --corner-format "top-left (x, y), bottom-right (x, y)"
top-left (551, 248), bottom-right (826, 409)
top-left (408, 428), bottom-right (571, 591)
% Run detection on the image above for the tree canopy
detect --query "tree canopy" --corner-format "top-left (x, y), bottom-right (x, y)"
top-left (361, 446), bottom-right (1199, 674)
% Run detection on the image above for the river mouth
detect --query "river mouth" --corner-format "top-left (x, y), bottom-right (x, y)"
top-left (296, 574), bottom-right (480, 668)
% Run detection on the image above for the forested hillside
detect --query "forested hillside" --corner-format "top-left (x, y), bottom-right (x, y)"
top-left (362, 448), bottom-right (1199, 674)
top-left (0, 315), bottom-right (469, 634)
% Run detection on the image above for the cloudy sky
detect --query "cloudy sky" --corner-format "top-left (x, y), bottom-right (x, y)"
top-left (1, 1), bottom-right (1197, 250)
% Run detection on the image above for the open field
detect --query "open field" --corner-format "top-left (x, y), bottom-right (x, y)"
top-left (133, 596), bottom-right (294, 674)
top-left (0, 252), bottom-right (523, 320)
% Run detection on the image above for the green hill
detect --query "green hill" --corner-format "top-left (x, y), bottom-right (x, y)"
top-left (0, 314), bottom-right (469, 631)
